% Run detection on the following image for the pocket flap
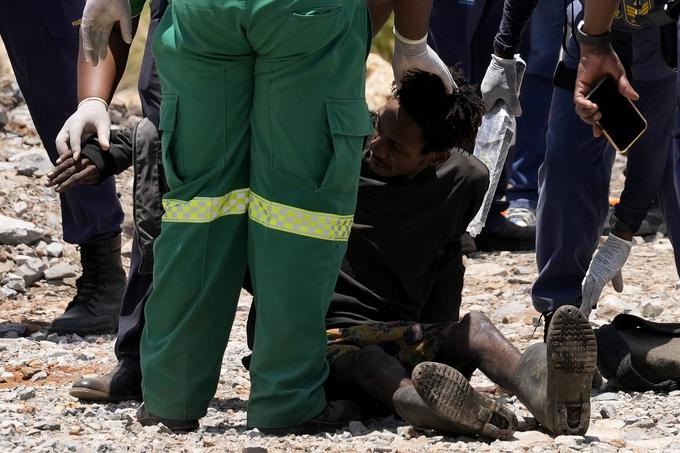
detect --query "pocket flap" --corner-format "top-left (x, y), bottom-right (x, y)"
top-left (325, 98), bottom-right (374, 137)
top-left (159, 95), bottom-right (178, 132)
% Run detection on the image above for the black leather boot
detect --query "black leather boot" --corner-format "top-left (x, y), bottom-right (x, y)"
top-left (49, 233), bottom-right (126, 335)
top-left (258, 400), bottom-right (366, 435)
top-left (137, 403), bottom-right (200, 433)
top-left (70, 364), bottom-right (142, 402)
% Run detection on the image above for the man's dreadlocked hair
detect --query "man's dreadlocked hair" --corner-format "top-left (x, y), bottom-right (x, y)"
top-left (394, 67), bottom-right (484, 154)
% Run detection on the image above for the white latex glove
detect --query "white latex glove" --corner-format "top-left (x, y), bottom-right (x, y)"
top-left (392, 28), bottom-right (456, 94)
top-left (480, 54), bottom-right (527, 116)
top-left (81, 0), bottom-right (133, 66)
top-left (55, 98), bottom-right (110, 161)
top-left (580, 233), bottom-right (633, 318)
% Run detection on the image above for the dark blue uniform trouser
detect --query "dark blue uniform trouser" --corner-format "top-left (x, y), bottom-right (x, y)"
top-left (532, 27), bottom-right (680, 313)
top-left (508, 0), bottom-right (563, 210)
top-left (429, 0), bottom-right (533, 218)
top-left (114, 0), bottom-right (166, 372)
top-left (0, 0), bottom-right (123, 244)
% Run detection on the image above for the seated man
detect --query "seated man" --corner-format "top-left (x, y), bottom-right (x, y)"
top-left (246, 69), bottom-right (597, 438)
top-left (49, 68), bottom-right (596, 438)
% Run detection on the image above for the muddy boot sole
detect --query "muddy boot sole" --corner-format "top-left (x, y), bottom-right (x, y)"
top-left (412, 362), bottom-right (517, 440)
top-left (546, 305), bottom-right (597, 435)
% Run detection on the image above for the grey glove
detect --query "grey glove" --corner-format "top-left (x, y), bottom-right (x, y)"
top-left (392, 28), bottom-right (456, 94)
top-left (580, 233), bottom-right (633, 318)
top-left (480, 54), bottom-right (527, 116)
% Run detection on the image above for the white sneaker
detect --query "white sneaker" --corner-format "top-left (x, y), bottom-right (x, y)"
top-left (506, 207), bottom-right (536, 228)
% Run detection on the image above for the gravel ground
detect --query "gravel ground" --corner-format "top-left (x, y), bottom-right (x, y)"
top-left (1, 62), bottom-right (680, 451)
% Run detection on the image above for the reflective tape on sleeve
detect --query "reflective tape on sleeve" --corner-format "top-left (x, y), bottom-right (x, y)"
top-left (162, 188), bottom-right (250, 223)
top-left (248, 192), bottom-right (353, 241)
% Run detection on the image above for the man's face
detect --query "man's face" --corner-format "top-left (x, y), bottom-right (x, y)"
top-left (366, 98), bottom-right (433, 179)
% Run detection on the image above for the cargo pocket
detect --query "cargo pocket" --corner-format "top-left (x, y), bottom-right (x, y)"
top-left (158, 94), bottom-right (184, 188)
top-left (317, 99), bottom-right (374, 195)
top-left (291, 5), bottom-right (342, 20)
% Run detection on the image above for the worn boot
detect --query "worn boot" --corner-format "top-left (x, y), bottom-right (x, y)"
top-left (49, 233), bottom-right (126, 335)
top-left (70, 364), bottom-right (142, 402)
top-left (513, 305), bottom-right (597, 435)
top-left (410, 362), bottom-right (517, 440)
top-left (393, 384), bottom-right (516, 440)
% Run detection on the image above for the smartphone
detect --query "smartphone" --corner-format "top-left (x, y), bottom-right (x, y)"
top-left (585, 76), bottom-right (647, 154)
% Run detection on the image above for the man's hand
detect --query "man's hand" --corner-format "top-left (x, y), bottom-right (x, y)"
top-left (573, 44), bottom-right (639, 137)
top-left (480, 54), bottom-right (527, 116)
top-left (56, 98), bottom-right (110, 161)
top-left (392, 28), bottom-right (456, 94)
top-left (580, 233), bottom-right (633, 318)
top-left (46, 152), bottom-right (101, 192)
top-left (81, 0), bottom-right (133, 66)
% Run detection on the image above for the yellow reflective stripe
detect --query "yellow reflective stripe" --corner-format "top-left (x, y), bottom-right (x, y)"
top-left (248, 192), bottom-right (353, 242)
top-left (162, 188), bottom-right (250, 223)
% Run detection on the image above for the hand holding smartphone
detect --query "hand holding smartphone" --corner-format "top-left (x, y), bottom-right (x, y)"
top-left (585, 76), bottom-right (647, 154)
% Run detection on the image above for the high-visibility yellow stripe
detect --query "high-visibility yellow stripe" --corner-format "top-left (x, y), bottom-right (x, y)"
top-left (162, 188), bottom-right (250, 223)
top-left (248, 192), bottom-right (353, 242)
top-left (162, 189), bottom-right (354, 241)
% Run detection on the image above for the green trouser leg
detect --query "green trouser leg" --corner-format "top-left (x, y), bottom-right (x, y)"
top-left (141, 4), bottom-right (254, 420)
top-left (141, 0), bottom-right (372, 426)
top-left (245, 1), bottom-right (372, 428)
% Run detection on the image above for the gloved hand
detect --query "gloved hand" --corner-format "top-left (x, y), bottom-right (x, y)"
top-left (480, 54), bottom-right (527, 116)
top-left (392, 27), bottom-right (456, 94)
top-left (81, 0), bottom-right (133, 66)
top-left (580, 233), bottom-right (633, 318)
top-left (55, 98), bottom-right (110, 161)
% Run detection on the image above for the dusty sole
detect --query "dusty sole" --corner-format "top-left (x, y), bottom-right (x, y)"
top-left (546, 305), bottom-right (597, 435)
top-left (70, 386), bottom-right (142, 402)
top-left (412, 362), bottom-right (517, 440)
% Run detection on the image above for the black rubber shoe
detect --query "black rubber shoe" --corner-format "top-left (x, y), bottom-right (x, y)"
top-left (49, 233), bottom-right (126, 335)
top-left (136, 403), bottom-right (199, 433)
top-left (411, 362), bottom-right (517, 440)
top-left (70, 365), bottom-right (142, 402)
top-left (474, 213), bottom-right (536, 252)
top-left (258, 400), bottom-right (365, 435)
top-left (545, 305), bottom-right (597, 435)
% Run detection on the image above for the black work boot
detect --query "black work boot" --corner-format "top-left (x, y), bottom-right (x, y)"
top-left (49, 233), bottom-right (126, 335)
top-left (137, 403), bottom-right (200, 433)
top-left (474, 213), bottom-right (536, 252)
top-left (258, 400), bottom-right (366, 435)
top-left (410, 362), bottom-right (517, 440)
top-left (70, 364), bottom-right (142, 402)
top-left (513, 305), bottom-right (597, 435)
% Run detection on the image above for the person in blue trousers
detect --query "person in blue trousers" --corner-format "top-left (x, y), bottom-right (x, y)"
top-left (0, 0), bottom-right (125, 334)
top-left (428, 0), bottom-right (537, 251)
top-left (483, 0), bottom-right (680, 326)
top-left (505, 0), bottom-right (564, 227)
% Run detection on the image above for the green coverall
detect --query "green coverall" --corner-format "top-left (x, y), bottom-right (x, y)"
top-left (141, 0), bottom-right (373, 428)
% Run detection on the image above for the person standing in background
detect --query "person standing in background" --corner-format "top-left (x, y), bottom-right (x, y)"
top-left (0, 1), bottom-right (126, 335)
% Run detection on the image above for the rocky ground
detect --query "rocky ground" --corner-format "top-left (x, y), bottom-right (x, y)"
top-left (0, 58), bottom-right (680, 452)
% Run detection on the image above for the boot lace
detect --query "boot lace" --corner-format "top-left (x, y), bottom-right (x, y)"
top-left (66, 244), bottom-right (106, 311)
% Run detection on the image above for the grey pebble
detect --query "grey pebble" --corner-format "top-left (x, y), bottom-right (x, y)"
top-left (600, 405), bottom-right (617, 419)
top-left (18, 389), bottom-right (35, 400)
